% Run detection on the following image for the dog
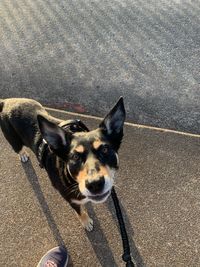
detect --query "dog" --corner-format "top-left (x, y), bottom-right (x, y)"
top-left (0, 97), bottom-right (125, 231)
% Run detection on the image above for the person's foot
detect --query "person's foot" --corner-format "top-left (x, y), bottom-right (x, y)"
top-left (37, 246), bottom-right (70, 267)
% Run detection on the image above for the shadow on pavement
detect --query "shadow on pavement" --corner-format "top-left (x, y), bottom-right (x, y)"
top-left (85, 203), bottom-right (118, 267)
top-left (22, 160), bottom-right (117, 266)
top-left (22, 160), bottom-right (66, 248)
top-left (21, 160), bottom-right (145, 266)
top-left (106, 195), bottom-right (147, 267)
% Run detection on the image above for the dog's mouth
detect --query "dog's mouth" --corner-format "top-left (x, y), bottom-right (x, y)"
top-left (87, 190), bottom-right (111, 202)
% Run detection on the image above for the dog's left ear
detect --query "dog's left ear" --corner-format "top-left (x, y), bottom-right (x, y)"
top-left (37, 115), bottom-right (71, 158)
top-left (99, 97), bottom-right (126, 149)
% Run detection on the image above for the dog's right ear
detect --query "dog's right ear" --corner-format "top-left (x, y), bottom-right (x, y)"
top-left (99, 97), bottom-right (126, 135)
top-left (99, 97), bottom-right (125, 151)
top-left (37, 115), bottom-right (71, 154)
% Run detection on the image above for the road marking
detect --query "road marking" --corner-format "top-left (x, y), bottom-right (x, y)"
top-left (45, 107), bottom-right (200, 139)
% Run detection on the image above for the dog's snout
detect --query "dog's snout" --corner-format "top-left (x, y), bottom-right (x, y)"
top-left (86, 176), bottom-right (105, 194)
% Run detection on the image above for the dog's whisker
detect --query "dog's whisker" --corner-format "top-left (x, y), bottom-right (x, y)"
top-left (70, 188), bottom-right (79, 194)
top-left (67, 184), bottom-right (78, 191)
top-left (64, 185), bottom-right (79, 196)
top-left (64, 183), bottom-right (78, 192)
top-left (65, 188), bottom-right (76, 195)
top-left (113, 183), bottom-right (121, 190)
top-left (76, 191), bottom-right (81, 198)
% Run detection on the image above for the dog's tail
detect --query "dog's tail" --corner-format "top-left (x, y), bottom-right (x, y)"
top-left (0, 99), bottom-right (4, 113)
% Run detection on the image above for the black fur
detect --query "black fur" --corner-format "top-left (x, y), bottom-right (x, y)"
top-left (0, 98), bottom-right (125, 228)
top-left (0, 99), bottom-right (4, 112)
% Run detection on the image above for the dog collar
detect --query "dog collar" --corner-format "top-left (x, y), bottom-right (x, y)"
top-left (59, 119), bottom-right (89, 133)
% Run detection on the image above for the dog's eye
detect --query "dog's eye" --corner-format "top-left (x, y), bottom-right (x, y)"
top-left (72, 153), bottom-right (80, 161)
top-left (101, 145), bottom-right (109, 154)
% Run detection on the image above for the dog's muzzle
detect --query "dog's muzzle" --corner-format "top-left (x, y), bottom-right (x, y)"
top-left (82, 175), bottom-right (113, 203)
top-left (85, 176), bottom-right (105, 194)
top-left (87, 190), bottom-right (111, 203)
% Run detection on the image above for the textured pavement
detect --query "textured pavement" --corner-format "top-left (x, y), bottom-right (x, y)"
top-left (0, 0), bottom-right (200, 133)
top-left (0, 108), bottom-right (200, 267)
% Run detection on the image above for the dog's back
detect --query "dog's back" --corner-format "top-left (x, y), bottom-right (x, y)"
top-left (0, 98), bottom-right (61, 152)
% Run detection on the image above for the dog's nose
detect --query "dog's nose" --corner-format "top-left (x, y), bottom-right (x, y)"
top-left (86, 176), bottom-right (105, 194)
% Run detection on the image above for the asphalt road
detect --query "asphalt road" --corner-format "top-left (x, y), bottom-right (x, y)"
top-left (0, 108), bottom-right (200, 267)
top-left (0, 0), bottom-right (200, 133)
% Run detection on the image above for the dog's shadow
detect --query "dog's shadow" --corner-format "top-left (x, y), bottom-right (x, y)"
top-left (22, 160), bottom-right (145, 267)
top-left (22, 160), bottom-right (66, 248)
top-left (22, 160), bottom-right (117, 266)
top-left (86, 202), bottom-right (119, 267)
top-left (86, 197), bottom-right (146, 267)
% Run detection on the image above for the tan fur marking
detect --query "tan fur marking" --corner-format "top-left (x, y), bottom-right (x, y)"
top-left (98, 165), bottom-right (109, 177)
top-left (77, 167), bottom-right (88, 182)
top-left (77, 164), bottom-right (109, 183)
top-left (75, 145), bottom-right (85, 153)
top-left (93, 140), bottom-right (103, 149)
top-left (79, 211), bottom-right (89, 223)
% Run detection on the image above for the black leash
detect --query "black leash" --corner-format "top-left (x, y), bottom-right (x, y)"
top-left (38, 119), bottom-right (134, 266)
top-left (111, 188), bottom-right (135, 267)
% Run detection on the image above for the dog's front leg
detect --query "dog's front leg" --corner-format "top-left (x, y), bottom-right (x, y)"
top-left (70, 202), bottom-right (94, 232)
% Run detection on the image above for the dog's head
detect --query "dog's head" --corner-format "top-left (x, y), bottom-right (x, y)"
top-left (38, 97), bottom-right (125, 203)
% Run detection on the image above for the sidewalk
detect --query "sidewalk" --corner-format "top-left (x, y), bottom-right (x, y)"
top-left (0, 108), bottom-right (200, 267)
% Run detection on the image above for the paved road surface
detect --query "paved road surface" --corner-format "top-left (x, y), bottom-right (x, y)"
top-left (0, 108), bottom-right (200, 266)
top-left (0, 0), bottom-right (200, 133)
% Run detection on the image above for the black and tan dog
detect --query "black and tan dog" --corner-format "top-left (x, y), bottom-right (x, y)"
top-left (0, 98), bottom-right (125, 231)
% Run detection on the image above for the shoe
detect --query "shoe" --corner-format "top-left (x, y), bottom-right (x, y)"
top-left (37, 246), bottom-right (70, 267)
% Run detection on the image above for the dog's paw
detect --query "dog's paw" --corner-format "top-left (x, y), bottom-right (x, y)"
top-left (83, 217), bottom-right (94, 232)
top-left (19, 149), bottom-right (29, 163)
top-left (79, 212), bottom-right (94, 232)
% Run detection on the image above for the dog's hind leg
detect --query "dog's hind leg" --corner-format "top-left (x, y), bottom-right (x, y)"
top-left (18, 147), bottom-right (29, 163)
top-left (0, 119), bottom-right (29, 163)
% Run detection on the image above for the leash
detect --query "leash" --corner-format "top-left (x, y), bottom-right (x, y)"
top-left (111, 188), bottom-right (135, 267)
top-left (38, 119), bottom-right (134, 266)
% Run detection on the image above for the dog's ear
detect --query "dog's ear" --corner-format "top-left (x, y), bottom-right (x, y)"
top-left (99, 97), bottom-right (126, 150)
top-left (37, 115), bottom-right (71, 156)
